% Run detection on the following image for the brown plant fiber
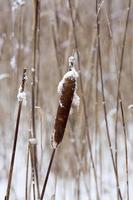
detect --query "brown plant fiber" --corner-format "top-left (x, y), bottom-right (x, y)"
top-left (51, 76), bottom-right (76, 148)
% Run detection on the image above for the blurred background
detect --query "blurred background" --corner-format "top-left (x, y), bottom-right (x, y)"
top-left (0, 0), bottom-right (133, 199)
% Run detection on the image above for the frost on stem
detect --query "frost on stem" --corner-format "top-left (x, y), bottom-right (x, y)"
top-left (0, 73), bottom-right (9, 80)
top-left (128, 104), bottom-right (133, 110)
top-left (51, 56), bottom-right (80, 149)
top-left (17, 85), bottom-right (26, 102)
top-left (17, 70), bottom-right (27, 103)
top-left (10, 56), bottom-right (16, 69)
top-left (29, 138), bottom-right (37, 145)
top-left (12, 0), bottom-right (25, 11)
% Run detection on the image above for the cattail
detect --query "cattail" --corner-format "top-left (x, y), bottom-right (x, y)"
top-left (41, 57), bottom-right (79, 200)
top-left (51, 56), bottom-right (79, 148)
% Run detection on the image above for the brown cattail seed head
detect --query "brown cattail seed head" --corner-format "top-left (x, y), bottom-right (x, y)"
top-left (51, 63), bottom-right (79, 149)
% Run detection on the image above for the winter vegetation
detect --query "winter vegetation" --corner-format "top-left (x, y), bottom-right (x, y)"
top-left (0, 0), bottom-right (133, 200)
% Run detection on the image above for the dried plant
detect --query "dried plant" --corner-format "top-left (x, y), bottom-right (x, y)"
top-left (4, 68), bottom-right (27, 200)
top-left (41, 56), bottom-right (79, 199)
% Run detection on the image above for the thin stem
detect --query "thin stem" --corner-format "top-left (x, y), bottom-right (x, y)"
top-left (31, 0), bottom-right (41, 198)
top-left (25, 147), bottom-right (30, 200)
top-left (115, 1), bottom-right (131, 199)
top-left (96, 0), bottom-right (123, 199)
top-left (68, 1), bottom-right (100, 199)
top-left (4, 68), bottom-right (27, 200)
top-left (36, 0), bottom-right (41, 106)
top-left (120, 100), bottom-right (129, 200)
top-left (40, 149), bottom-right (56, 200)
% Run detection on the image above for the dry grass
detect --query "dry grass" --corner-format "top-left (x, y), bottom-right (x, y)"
top-left (0, 0), bottom-right (133, 199)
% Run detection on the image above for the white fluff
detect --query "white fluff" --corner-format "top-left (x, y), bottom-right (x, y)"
top-left (51, 130), bottom-right (58, 149)
top-left (0, 73), bottom-right (9, 80)
top-left (128, 104), bottom-right (133, 109)
top-left (10, 56), bottom-right (16, 69)
top-left (57, 56), bottom-right (80, 110)
top-left (17, 85), bottom-right (26, 102)
top-left (29, 138), bottom-right (37, 145)
top-left (69, 56), bottom-right (75, 67)
top-left (72, 92), bottom-right (80, 109)
top-left (17, 91), bottom-right (26, 102)
top-left (57, 67), bottom-right (79, 96)
top-left (57, 66), bottom-right (80, 110)
top-left (12, 0), bottom-right (25, 11)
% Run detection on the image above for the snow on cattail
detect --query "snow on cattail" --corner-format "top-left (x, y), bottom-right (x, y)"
top-left (51, 56), bottom-right (80, 149)
top-left (17, 85), bottom-right (26, 102)
top-left (17, 69), bottom-right (27, 103)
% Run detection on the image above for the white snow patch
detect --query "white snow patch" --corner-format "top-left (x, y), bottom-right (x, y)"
top-left (72, 92), bottom-right (80, 109)
top-left (0, 73), bottom-right (9, 80)
top-left (69, 56), bottom-right (75, 67)
top-left (57, 66), bottom-right (80, 110)
top-left (12, 0), bottom-right (25, 11)
top-left (51, 130), bottom-right (58, 149)
top-left (17, 85), bottom-right (26, 102)
top-left (10, 56), bottom-right (16, 69)
top-left (31, 68), bottom-right (35, 72)
top-left (128, 104), bottom-right (133, 109)
top-left (58, 57), bottom-right (80, 111)
top-left (17, 91), bottom-right (26, 102)
top-left (29, 138), bottom-right (37, 145)
top-left (59, 100), bottom-right (64, 108)
top-left (57, 67), bottom-right (79, 96)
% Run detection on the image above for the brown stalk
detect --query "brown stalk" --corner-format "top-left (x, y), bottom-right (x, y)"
top-left (96, 0), bottom-right (123, 199)
top-left (25, 145), bottom-right (30, 200)
top-left (35, 0), bottom-right (41, 106)
top-left (68, 0), bottom-right (100, 199)
top-left (115, 1), bottom-right (131, 199)
top-left (4, 68), bottom-right (27, 200)
top-left (31, 0), bottom-right (41, 198)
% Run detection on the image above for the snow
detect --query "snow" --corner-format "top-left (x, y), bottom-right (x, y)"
top-left (59, 100), bottom-right (64, 108)
top-left (10, 56), bottom-right (16, 69)
top-left (0, 73), bottom-right (9, 80)
top-left (128, 104), bottom-right (133, 109)
top-left (72, 92), bottom-right (80, 109)
top-left (17, 85), bottom-right (26, 102)
top-left (57, 67), bottom-right (79, 96)
top-left (69, 56), bottom-right (75, 67)
top-left (51, 130), bottom-right (58, 149)
top-left (57, 65), bottom-right (80, 110)
top-left (31, 68), bottom-right (35, 72)
top-left (12, 0), bottom-right (25, 11)
top-left (28, 138), bottom-right (37, 145)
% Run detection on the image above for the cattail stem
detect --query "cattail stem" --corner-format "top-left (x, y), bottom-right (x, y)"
top-left (31, 0), bottom-right (41, 197)
top-left (4, 68), bottom-right (27, 200)
top-left (40, 149), bottom-right (56, 200)
top-left (96, 1), bottom-right (123, 199)
top-left (115, 1), bottom-right (131, 199)
top-left (68, 1), bottom-right (100, 198)
top-left (41, 60), bottom-right (79, 199)
top-left (25, 146), bottom-right (30, 200)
